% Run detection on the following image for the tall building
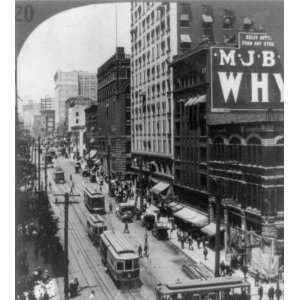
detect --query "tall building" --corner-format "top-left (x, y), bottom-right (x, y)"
top-left (84, 104), bottom-right (98, 154)
top-left (97, 47), bottom-right (131, 179)
top-left (65, 96), bottom-right (96, 157)
top-left (171, 1), bottom-right (283, 270)
top-left (130, 1), bottom-right (284, 189)
top-left (54, 70), bottom-right (97, 126)
top-left (40, 96), bottom-right (55, 137)
top-left (21, 100), bottom-right (40, 131)
top-left (78, 71), bottom-right (97, 101)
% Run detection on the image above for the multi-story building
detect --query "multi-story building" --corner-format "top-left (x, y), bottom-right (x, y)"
top-left (84, 104), bottom-right (98, 154)
top-left (21, 100), bottom-right (40, 132)
top-left (54, 70), bottom-right (97, 126)
top-left (172, 1), bottom-right (283, 269)
top-left (65, 96), bottom-right (96, 157)
top-left (40, 96), bottom-right (55, 137)
top-left (97, 47), bottom-right (131, 179)
top-left (78, 71), bottom-right (97, 101)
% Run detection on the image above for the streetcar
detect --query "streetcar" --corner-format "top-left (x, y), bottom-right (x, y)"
top-left (155, 277), bottom-right (251, 300)
top-left (54, 167), bottom-right (65, 184)
top-left (99, 230), bottom-right (140, 288)
top-left (83, 183), bottom-right (105, 214)
top-left (86, 213), bottom-right (107, 245)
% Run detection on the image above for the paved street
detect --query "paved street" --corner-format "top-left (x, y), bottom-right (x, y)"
top-left (46, 157), bottom-right (193, 299)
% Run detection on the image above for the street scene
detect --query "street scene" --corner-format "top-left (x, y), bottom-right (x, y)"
top-left (16, 1), bottom-right (284, 299)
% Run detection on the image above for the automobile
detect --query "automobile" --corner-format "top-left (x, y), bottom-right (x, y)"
top-left (116, 200), bottom-right (136, 223)
top-left (141, 212), bottom-right (156, 230)
top-left (152, 221), bottom-right (169, 240)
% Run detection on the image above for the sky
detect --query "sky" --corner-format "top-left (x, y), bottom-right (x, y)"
top-left (17, 2), bottom-right (131, 104)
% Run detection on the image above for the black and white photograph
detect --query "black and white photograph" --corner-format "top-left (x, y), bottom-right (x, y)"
top-left (15, 0), bottom-right (284, 299)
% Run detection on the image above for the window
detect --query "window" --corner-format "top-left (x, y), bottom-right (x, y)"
top-left (180, 34), bottom-right (192, 50)
top-left (222, 10), bottom-right (235, 29)
top-left (116, 262), bottom-right (123, 270)
top-left (76, 112), bottom-right (79, 116)
top-left (76, 119), bottom-right (79, 124)
top-left (180, 14), bottom-right (190, 27)
top-left (243, 17), bottom-right (253, 30)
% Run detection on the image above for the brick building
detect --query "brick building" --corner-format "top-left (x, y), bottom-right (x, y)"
top-left (84, 104), bottom-right (98, 154)
top-left (130, 1), bottom-right (284, 195)
top-left (97, 47), bottom-right (131, 179)
top-left (172, 1), bottom-right (283, 264)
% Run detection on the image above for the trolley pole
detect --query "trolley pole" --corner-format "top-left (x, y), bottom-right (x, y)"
top-left (214, 195), bottom-right (221, 277)
top-left (64, 192), bottom-right (69, 300)
top-left (38, 136), bottom-right (41, 193)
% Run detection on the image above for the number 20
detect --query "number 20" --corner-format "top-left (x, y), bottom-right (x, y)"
top-left (16, 5), bottom-right (34, 22)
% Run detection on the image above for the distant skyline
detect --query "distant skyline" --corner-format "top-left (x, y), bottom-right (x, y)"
top-left (17, 2), bottom-right (131, 105)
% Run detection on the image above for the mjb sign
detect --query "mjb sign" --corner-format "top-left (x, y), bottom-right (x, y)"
top-left (210, 32), bottom-right (283, 111)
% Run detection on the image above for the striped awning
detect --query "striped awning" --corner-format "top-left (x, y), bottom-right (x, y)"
top-left (150, 182), bottom-right (170, 194)
top-left (180, 34), bottom-right (192, 43)
top-left (185, 95), bottom-right (207, 107)
top-left (202, 14), bottom-right (213, 23)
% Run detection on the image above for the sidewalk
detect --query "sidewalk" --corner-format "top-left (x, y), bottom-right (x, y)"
top-left (17, 238), bottom-right (62, 299)
top-left (144, 203), bottom-right (284, 300)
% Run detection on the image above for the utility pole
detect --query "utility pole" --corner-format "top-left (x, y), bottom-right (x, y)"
top-left (215, 194), bottom-right (221, 277)
top-left (38, 136), bottom-right (41, 193)
top-left (64, 192), bottom-right (69, 300)
top-left (107, 137), bottom-right (111, 195)
top-left (44, 147), bottom-right (48, 195)
top-left (139, 158), bottom-right (144, 212)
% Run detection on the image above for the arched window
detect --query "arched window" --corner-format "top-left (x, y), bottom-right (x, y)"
top-left (213, 137), bottom-right (224, 161)
top-left (247, 136), bottom-right (262, 165)
top-left (229, 137), bottom-right (241, 161)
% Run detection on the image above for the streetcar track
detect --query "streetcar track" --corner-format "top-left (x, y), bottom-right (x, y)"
top-left (51, 160), bottom-right (149, 299)
top-left (51, 179), bottom-right (117, 300)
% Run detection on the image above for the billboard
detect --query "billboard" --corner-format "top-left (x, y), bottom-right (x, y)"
top-left (210, 32), bottom-right (283, 112)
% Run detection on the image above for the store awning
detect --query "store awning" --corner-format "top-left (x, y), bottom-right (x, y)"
top-left (202, 14), bottom-right (213, 23)
top-left (201, 223), bottom-right (224, 237)
top-left (167, 202), bottom-right (184, 213)
top-left (89, 150), bottom-right (97, 158)
top-left (180, 34), bottom-right (192, 44)
top-left (185, 95), bottom-right (207, 107)
top-left (150, 182), bottom-right (170, 194)
top-left (189, 214), bottom-right (209, 227)
top-left (174, 207), bottom-right (199, 221)
top-left (174, 207), bottom-right (208, 227)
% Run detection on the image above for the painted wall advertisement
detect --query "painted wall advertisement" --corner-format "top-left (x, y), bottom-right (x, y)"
top-left (210, 32), bottom-right (283, 112)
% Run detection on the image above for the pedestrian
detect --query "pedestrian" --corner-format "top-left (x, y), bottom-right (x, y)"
top-left (144, 243), bottom-right (148, 257)
top-left (196, 235), bottom-right (201, 249)
top-left (180, 236), bottom-right (184, 249)
top-left (89, 290), bottom-right (95, 299)
top-left (145, 231), bottom-right (148, 244)
top-left (109, 203), bottom-right (113, 214)
top-left (138, 244), bottom-right (143, 258)
top-left (258, 285), bottom-right (264, 300)
top-left (220, 261), bottom-right (226, 276)
top-left (268, 286), bottom-right (275, 300)
top-left (177, 230), bottom-right (181, 242)
top-left (203, 247), bottom-right (208, 261)
top-left (188, 236), bottom-right (193, 250)
top-left (275, 286), bottom-right (282, 300)
top-left (43, 291), bottom-right (50, 300)
top-left (255, 269), bottom-right (260, 286)
top-left (123, 221), bottom-right (129, 233)
top-left (48, 181), bottom-right (52, 191)
top-left (74, 277), bottom-right (79, 293)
